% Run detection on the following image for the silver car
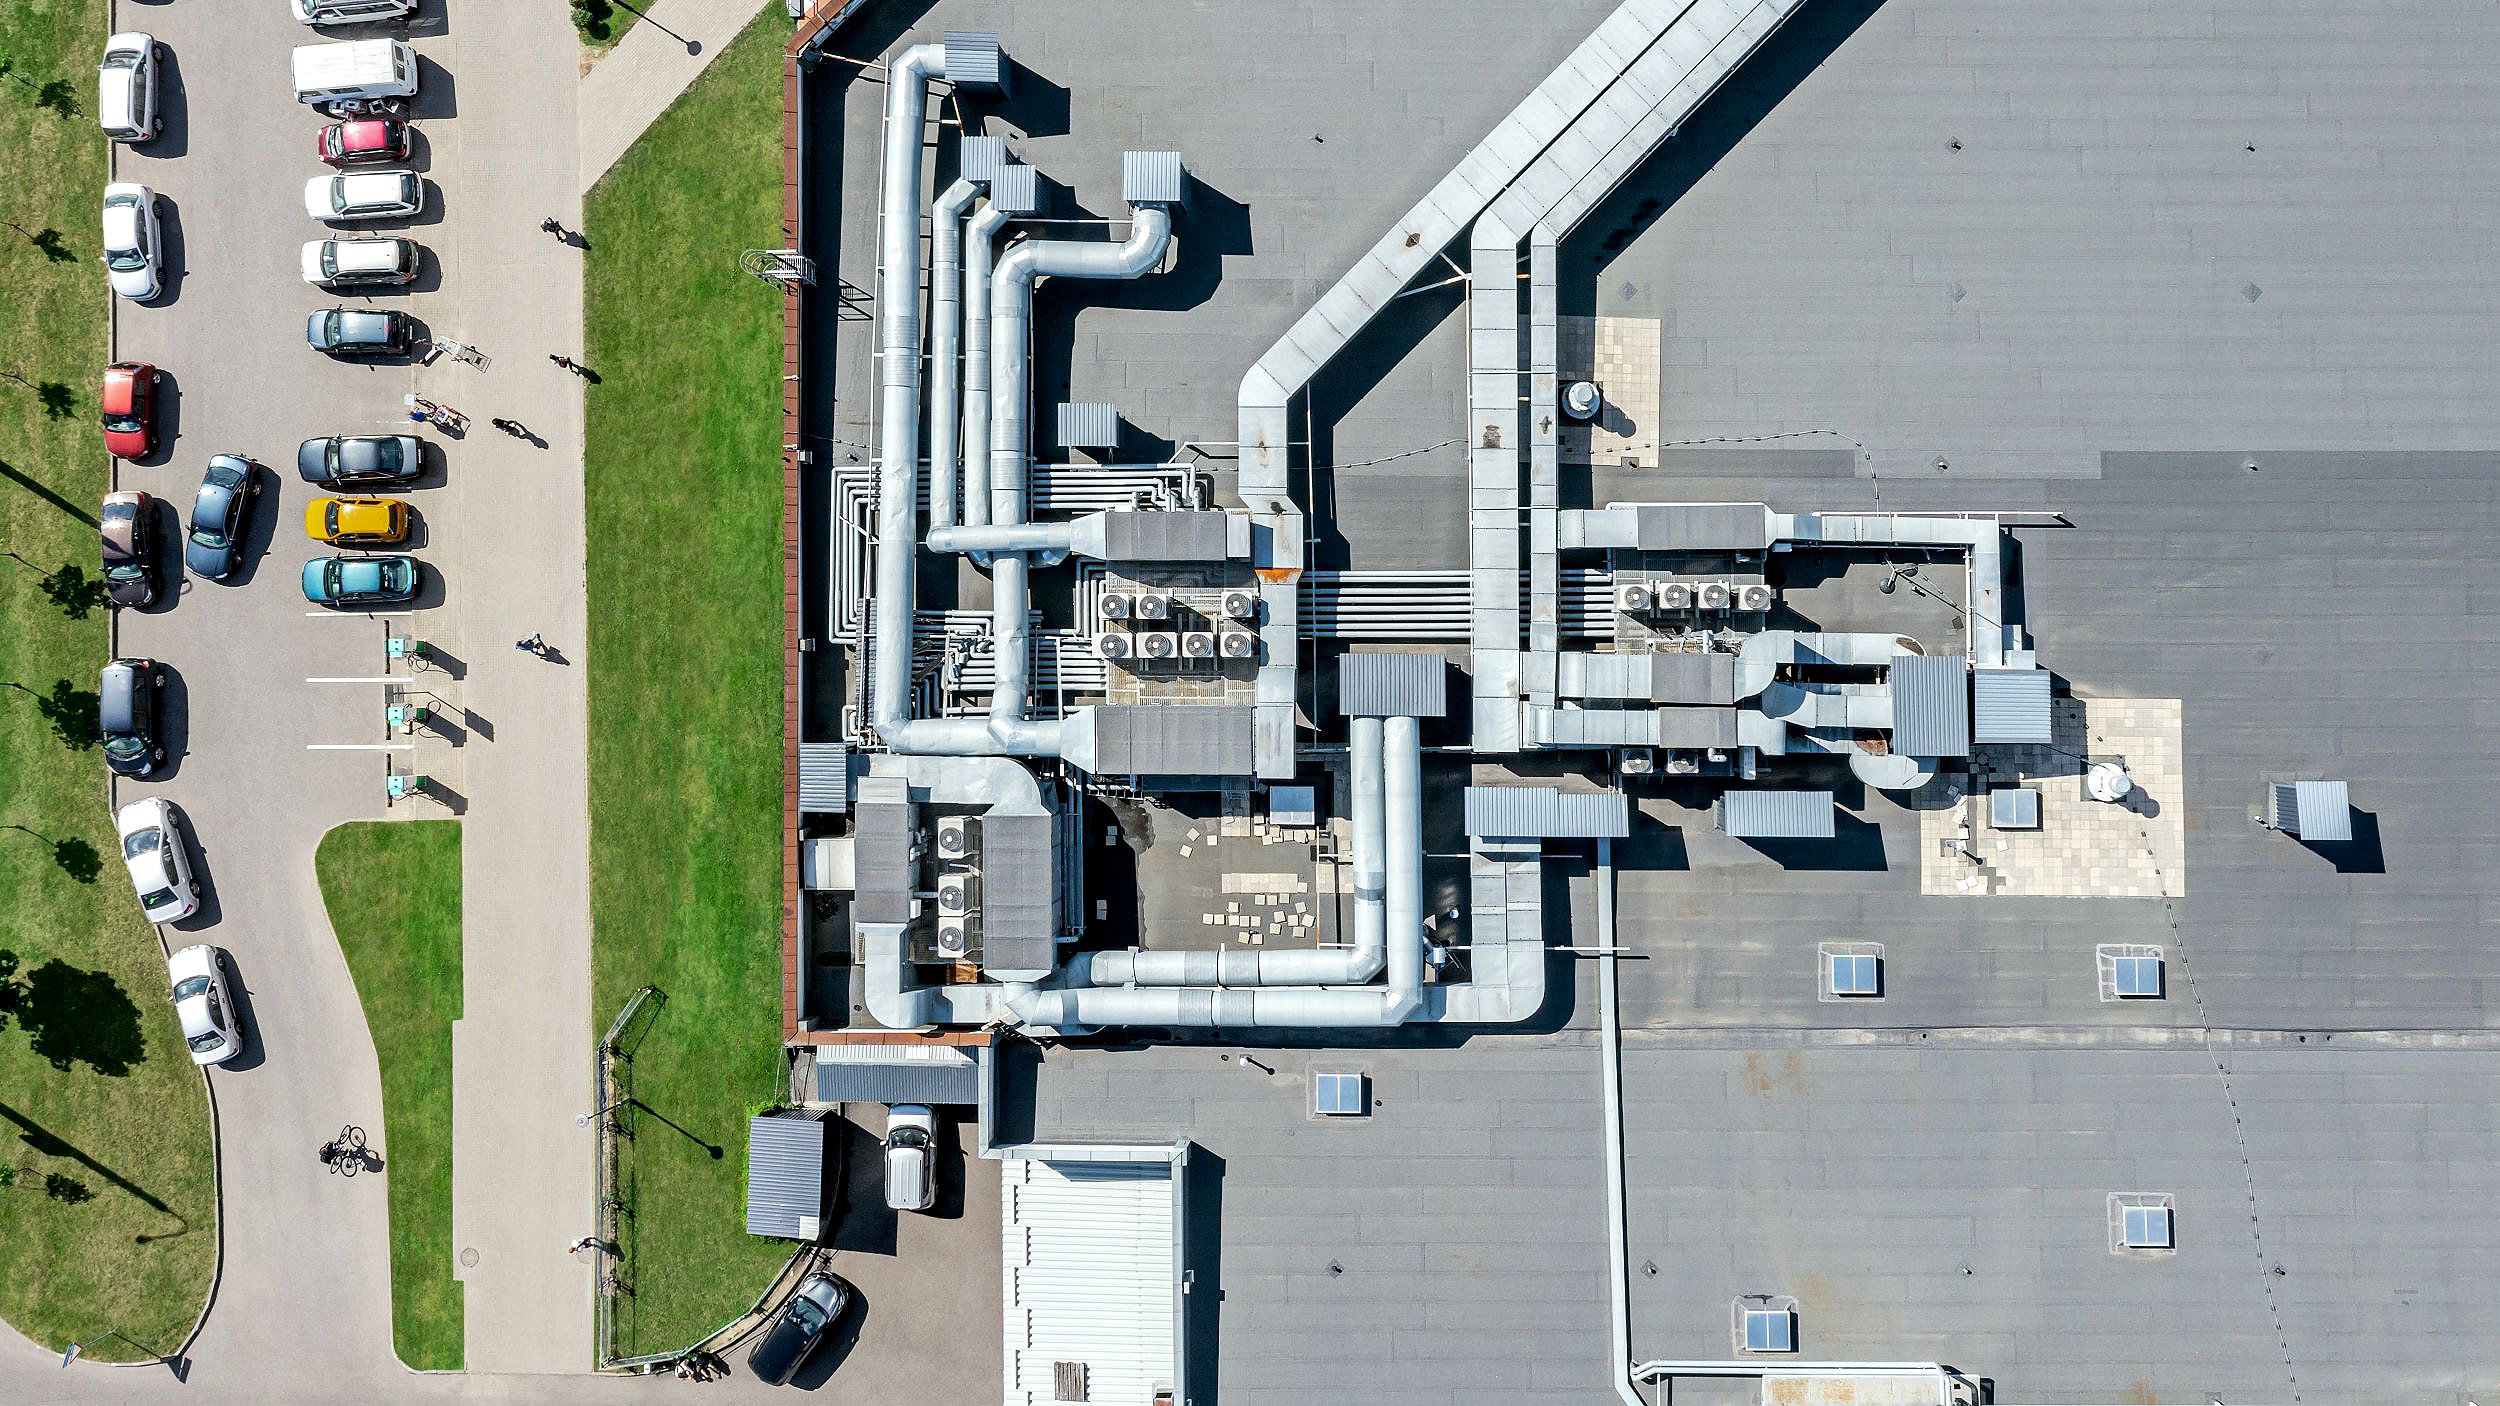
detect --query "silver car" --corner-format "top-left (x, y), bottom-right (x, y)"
top-left (116, 795), bottom-right (199, 924)
top-left (167, 944), bottom-right (240, 1066)
top-left (98, 32), bottom-right (162, 142)
top-left (102, 183), bottom-right (164, 302)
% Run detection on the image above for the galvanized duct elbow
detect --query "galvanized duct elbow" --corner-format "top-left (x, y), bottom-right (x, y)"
top-left (926, 178), bottom-right (981, 533)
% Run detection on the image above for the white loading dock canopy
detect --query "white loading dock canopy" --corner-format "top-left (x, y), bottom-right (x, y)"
top-left (1002, 1142), bottom-right (1190, 1406)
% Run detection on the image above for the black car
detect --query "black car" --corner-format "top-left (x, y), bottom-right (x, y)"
top-left (305, 307), bottom-right (416, 358)
top-left (101, 490), bottom-right (162, 609)
top-left (100, 658), bottom-right (168, 777)
top-left (298, 434), bottom-right (423, 488)
top-left (746, 1273), bottom-right (853, 1386)
top-left (185, 455), bottom-right (257, 581)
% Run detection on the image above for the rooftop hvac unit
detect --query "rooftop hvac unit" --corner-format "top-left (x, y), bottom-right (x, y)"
top-left (1180, 631), bottom-right (1218, 659)
top-left (1132, 592), bottom-right (1171, 621)
top-left (1098, 592), bottom-right (1133, 621)
top-left (934, 921), bottom-right (973, 960)
top-left (934, 815), bottom-right (976, 861)
top-left (1093, 630), bottom-right (1133, 661)
top-left (1137, 631), bottom-right (1179, 661)
top-left (1219, 630), bottom-right (1257, 659)
top-left (1616, 582), bottom-right (1655, 614)
top-left (1696, 580), bottom-right (1733, 610)
top-left (1655, 581), bottom-right (1695, 610)
top-left (1736, 583), bottom-right (1775, 612)
top-left (935, 872), bottom-right (979, 917)
top-left (1221, 589), bottom-right (1257, 620)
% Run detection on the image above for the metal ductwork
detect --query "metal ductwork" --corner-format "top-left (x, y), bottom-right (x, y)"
top-left (926, 178), bottom-right (981, 534)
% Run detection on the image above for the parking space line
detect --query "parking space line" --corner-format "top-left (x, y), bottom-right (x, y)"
top-left (306, 676), bottom-right (406, 684)
top-left (306, 743), bottom-right (416, 751)
top-left (304, 610), bottom-right (419, 618)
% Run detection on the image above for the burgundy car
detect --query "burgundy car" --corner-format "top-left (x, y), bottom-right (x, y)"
top-left (315, 118), bottom-right (411, 168)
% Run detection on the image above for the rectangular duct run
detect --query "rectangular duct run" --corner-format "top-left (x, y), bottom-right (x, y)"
top-left (798, 742), bottom-right (851, 815)
top-left (1716, 789), bottom-right (1836, 839)
top-left (960, 133), bottom-right (1010, 183)
top-left (1889, 653), bottom-right (1971, 758)
top-left (1338, 651), bottom-right (1450, 718)
top-left (1120, 149), bottom-right (1187, 205)
top-left (988, 163), bottom-right (1040, 215)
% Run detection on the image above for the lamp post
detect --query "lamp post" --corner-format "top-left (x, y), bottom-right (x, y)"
top-left (60, 1329), bottom-right (148, 1368)
top-left (577, 1095), bottom-right (633, 1128)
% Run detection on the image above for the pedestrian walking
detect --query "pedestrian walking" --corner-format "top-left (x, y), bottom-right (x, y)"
top-left (549, 353), bottom-right (586, 376)
top-left (515, 633), bottom-right (546, 655)
top-left (491, 417), bottom-right (531, 439)
top-left (540, 216), bottom-right (564, 237)
top-left (567, 1234), bottom-right (600, 1255)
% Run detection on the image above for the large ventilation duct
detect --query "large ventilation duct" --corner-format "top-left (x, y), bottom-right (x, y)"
top-left (926, 178), bottom-right (981, 534)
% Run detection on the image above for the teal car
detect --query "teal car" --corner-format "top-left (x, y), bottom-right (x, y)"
top-left (301, 553), bottom-right (419, 607)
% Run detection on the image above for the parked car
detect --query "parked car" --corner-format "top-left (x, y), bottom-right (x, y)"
top-left (883, 1104), bottom-right (938, 1211)
top-left (301, 236), bottom-right (419, 288)
top-left (185, 455), bottom-right (257, 580)
top-left (306, 306), bottom-right (415, 357)
top-left (746, 1274), bottom-right (854, 1386)
top-left (101, 360), bottom-right (160, 459)
top-left (298, 434), bottom-right (422, 488)
top-left (166, 944), bottom-right (240, 1066)
top-left (97, 32), bottom-right (162, 143)
top-left (101, 490), bottom-right (163, 608)
top-left (101, 182), bottom-right (164, 301)
top-left (291, 38), bottom-right (418, 110)
top-left (293, 0), bottom-right (418, 24)
top-left (316, 117), bottom-right (410, 166)
top-left (304, 169), bottom-right (422, 222)
top-left (99, 657), bottom-right (169, 778)
top-left (305, 495), bottom-right (408, 546)
top-left (301, 553), bottom-right (419, 607)
top-left (116, 795), bottom-right (199, 924)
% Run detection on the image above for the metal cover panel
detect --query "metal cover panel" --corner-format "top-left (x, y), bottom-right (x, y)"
top-left (1889, 653), bottom-right (1971, 758)
top-left (1716, 789), bottom-right (1836, 839)
top-left (798, 741), bottom-right (850, 815)
top-left (1055, 401), bottom-right (1119, 449)
top-left (1463, 786), bottom-right (1630, 839)
top-left (1090, 705), bottom-right (1254, 776)
top-left (1651, 706), bottom-right (1740, 749)
top-left (851, 798), bottom-right (917, 924)
top-left (1002, 1156), bottom-right (1179, 1406)
top-left (808, 1052), bottom-right (983, 1106)
top-left (745, 1113), bottom-right (827, 1239)
top-left (941, 31), bottom-right (1003, 90)
top-left (1121, 150), bottom-right (1186, 205)
top-left (1267, 785), bottom-right (1318, 828)
top-left (1098, 510), bottom-right (1228, 563)
top-left (1972, 666), bottom-right (2054, 744)
top-left (988, 164), bottom-right (1039, 215)
top-left (979, 811), bottom-right (1057, 963)
top-left (1630, 503), bottom-right (1772, 551)
top-left (1649, 651), bottom-right (1738, 704)
top-left (2291, 780), bottom-right (2352, 840)
top-left (959, 134), bottom-right (1009, 183)
top-left (1338, 651), bottom-right (1449, 718)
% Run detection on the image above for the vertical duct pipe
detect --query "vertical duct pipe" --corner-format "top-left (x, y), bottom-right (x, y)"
top-left (927, 179), bottom-right (981, 533)
top-left (957, 200), bottom-right (1015, 532)
top-left (1383, 715), bottom-right (1423, 1005)
top-left (1349, 716), bottom-right (1387, 968)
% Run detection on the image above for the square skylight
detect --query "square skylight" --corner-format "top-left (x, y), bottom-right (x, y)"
top-left (2112, 955), bottom-right (2163, 998)
top-left (1742, 1308), bottom-right (1794, 1353)
top-left (1828, 953), bottom-right (1879, 997)
top-left (1312, 1070), bottom-right (1367, 1117)
top-left (2121, 1204), bottom-right (2173, 1249)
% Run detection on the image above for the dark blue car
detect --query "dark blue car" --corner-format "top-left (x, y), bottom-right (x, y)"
top-left (185, 455), bottom-right (257, 581)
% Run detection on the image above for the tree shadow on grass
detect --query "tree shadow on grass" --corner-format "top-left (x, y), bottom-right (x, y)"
top-left (0, 219), bottom-right (76, 263)
top-left (0, 456), bottom-right (97, 527)
top-left (0, 1099), bottom-right (178, 1220)
top-left (36, 563), bottom-right (108, 619)
top-left (14, 961), bottom-right (144, 1076)
top-left (7, 678), bottom-right (101, 750)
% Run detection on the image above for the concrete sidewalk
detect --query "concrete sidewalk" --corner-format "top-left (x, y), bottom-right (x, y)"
top-left (444, 0), bottom-right (598, 1376)
top-left (579, 0), bottom-right (778, 192)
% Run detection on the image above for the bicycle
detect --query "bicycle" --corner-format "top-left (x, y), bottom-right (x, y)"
top-left (317, 1124), bottom-right (368, 1177)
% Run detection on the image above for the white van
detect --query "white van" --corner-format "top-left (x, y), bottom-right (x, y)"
top-left (292, 0), bottom-right (418, 24)
top-left (290, 39), bottom-right (418, 108)
top-left (98, 32), bottom-right (161, 143)
top-left (882, 1104), bottom-right (937, 1212)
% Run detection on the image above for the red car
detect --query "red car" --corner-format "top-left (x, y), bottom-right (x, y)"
top-left (315, 118), bottom-right (411, 168)
top-left (101, 361), bottom-right (160, 460)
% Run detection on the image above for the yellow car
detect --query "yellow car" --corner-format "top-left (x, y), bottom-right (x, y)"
top-left (304, 495), bottom-right (408, 547)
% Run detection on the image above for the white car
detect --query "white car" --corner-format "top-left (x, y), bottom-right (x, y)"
top-left (301, 237), bottom-right (420, 287)
top-left (304, 169), bottom-right (423, 223)
top-left (116, 795), bottom-right (200, 924)
top-left (292, 0), bottom-right (418, 24)
top-left (882, 1104), bottom-right (937, 1212)
top-left (101, 183), bottom-right (164, 302)
top-left (98, 32), bottom-right (162, 143)
top-left (167, 944), bottom-right (240, 1066)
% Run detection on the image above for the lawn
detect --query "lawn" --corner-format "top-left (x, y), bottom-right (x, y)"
top-left (0, 0), bottom-right (218, 1362)
top-left (582, 8), bottom-right (793, 1360)
top-left (314, 820), bottom-right (463, 1371)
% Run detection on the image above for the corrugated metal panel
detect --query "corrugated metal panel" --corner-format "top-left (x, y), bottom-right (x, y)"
top-left (1097, 510), bottom-right (1227, 563)
top-left (2274, 780), bottom-right (2352, 840)
top-left (1003, 1157), bottom-right (1178, 1406)
top-left (1338, 651), bottom-right (1449, 718)
top-left (851, 788), bottom-right (917, 924)
top-left (960, 134), bottom-right (1009, 183)
top-left (1120, 150), bottom-right (1186, 205)
top-left (1056, 401), bottom-right (1119, 450)
top-left (1087, 704), bottom-right (1254, 776)
top-left (980, 810), bottom-right (1057, 972)
top-left (810, 1047), bottom-right (983, 1106)
top-left (989, 163), bottom-right (1039, 215)
top-left (1651, 706), bottom-right (1739, 749)
top-left (1716, 789), bottom-right (1835, 839)
top-left (798, 742), bottom-right (849, 815)
top-left (744, 1113), bottom-right (826, 1239)
top-left (1463, 785), bottom-right (1630, 839)
top-left (941, 31), bottom-right (1003, 90)
top-left (1888, 653), bottom-right (1970, 758)
top-left (1971, 667), bottom-right (2053, 744)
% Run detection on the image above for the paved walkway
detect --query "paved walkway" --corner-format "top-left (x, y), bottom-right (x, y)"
top-left (438, 0), bottom-right (600, 1377)
top-left (578, 0), bottom-right (778, 192)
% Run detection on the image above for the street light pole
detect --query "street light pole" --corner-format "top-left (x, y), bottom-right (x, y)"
top-left (577, 1095), bottom-right (633, 1128)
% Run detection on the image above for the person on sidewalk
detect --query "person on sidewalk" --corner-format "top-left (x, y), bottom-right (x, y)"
top-left (515, 633), bottom-right (546, 655)
top-left (491, 417), bottom-right (531, 439)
